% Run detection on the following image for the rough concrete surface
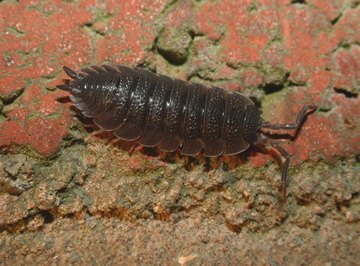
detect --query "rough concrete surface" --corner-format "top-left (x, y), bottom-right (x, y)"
top-left (0, 0), bottom-right (359, 265)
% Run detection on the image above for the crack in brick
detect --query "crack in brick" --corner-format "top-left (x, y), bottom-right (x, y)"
top-left (155, 29), bottom-right (195, 66)
top-left (331, 41), bottom-right (360, 54)
top-left (330, 12), bottom-right (343, 25)
top-left (290, 0), bottom-right (307, 4)
top-left (350, 1), bottom-right (360, 8)
top-left (159, 0), bottom-right (179, 16)
top-left (83, 23), bottom-right (106, 37)
top-left (334, 87), bottom-right (358, 98)
top-left (262, 83), bottom-right (284, 95)
top-left (0, 87), bottom-right (25, 105)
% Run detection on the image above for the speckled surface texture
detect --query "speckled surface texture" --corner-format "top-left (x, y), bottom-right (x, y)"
top-left (0, 0), bottom-right (359, 265)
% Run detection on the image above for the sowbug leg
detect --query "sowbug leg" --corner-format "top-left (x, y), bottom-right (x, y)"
top-left (258, 133), bottom-right (291, 202)
top-left (271, 142), bottom-right (291, 202)
top-left (261, 105), bottom-right (317, 131)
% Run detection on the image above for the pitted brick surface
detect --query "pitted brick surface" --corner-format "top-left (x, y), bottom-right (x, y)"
top-left (0, 0), bottom-right (359, 264)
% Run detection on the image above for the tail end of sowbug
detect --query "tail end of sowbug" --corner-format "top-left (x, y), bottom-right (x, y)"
top-left (56, 84), bottom-right (71, 91)
top-left (56, 66), bottom-right (77, 91)
top-left (63, 66), bottom-right (78, 79)
top-left (56, 66), bottom-right (82, 95)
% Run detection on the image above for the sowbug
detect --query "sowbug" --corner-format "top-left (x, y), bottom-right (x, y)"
top-left (57, 64), bottom-right (316, 201)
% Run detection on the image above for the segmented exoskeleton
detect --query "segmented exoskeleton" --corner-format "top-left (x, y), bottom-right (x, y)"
top-left (57, 64), bottom-right (316, 201)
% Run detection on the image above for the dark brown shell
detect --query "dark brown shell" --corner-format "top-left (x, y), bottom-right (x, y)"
top-left (58, 65), bottom-right (262, 157)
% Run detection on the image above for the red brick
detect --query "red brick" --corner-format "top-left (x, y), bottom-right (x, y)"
top-left (308, 70), bottom-right (332, 96)
top-left (333, 8), bottom-right (360, 44)
top-left (0, 82), bottom-right (71, 156)
top-left (239, 69), bottom-right (264, 88)
top-left (308, 0), bottom-right (345, 21)
top-left (195, 0), bottom-right (277, 65)
top-left (331, 46), bottom-right (360, 91)
top-left (0, 0), bottom-right (359, 163)
top-left (95, 0), bottom-right (166, 64)
top-left (289, 65), bottom-right (310, 85)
